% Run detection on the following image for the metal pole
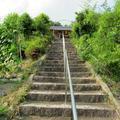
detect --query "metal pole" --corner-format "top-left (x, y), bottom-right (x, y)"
top-left (63, 33), bottom-right (78, 120)
top-left (63, 32), bottom-right (67, 104)
top-left (65, 50), bottom-right (78, 120)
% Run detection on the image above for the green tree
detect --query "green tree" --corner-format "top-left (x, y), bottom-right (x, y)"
top-left (0, 24), bottom-right (18, 73)
top-left (3, 13), bottom-right (19, 41)
top-left (2, 13), bottom-right (19, 57)
top-left (19, 13), bottom-right (33, 38)
top-left (51, 21), bottom-right (62, 26)
top-left (72, 1), bottom-right (120, 82)
top-left (72, 9), bottom-right (100, 38)
top-left (34, 13), bottom-right (51, 35)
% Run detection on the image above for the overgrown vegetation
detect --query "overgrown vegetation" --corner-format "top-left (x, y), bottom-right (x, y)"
top-left (72, 0), bottom-right (120, 93)
top-left (0, 12), bottom-right (53, 118)
top-left (0, 12), bottom-right (53, 77)
top-left (0, 82), bottom-right (30, 119)
top-left (0, 54), bottom-right (46, 119)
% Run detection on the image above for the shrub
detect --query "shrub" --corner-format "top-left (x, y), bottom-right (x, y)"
top-left (25, 37), bottom-right (46, 59)
top-left (33, 13), bottom-right (51, 35)
top-left (0, 106), bottom-right (8, 117)
top-left (19, 13), bottom-right (33, 38)
top-left (72, 1), bottom-right (120, 82)
top-left (72, 10), bottom-right (99, 38)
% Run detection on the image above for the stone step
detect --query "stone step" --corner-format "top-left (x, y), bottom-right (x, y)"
top-left (42, 64), bottom-right (86, 68)
top-left (51, 42), bottom-right (73, 45)
top-left (48, 51), bottom-right (77, 54)
top-left (43, 60), bottom-right (85, 64)
top-left (31, 82), bottom-right (101, 91)
top-left (33, 76), bottom-right (96, 84)
top-left (46, 53), bottom-right (77, 56)
top-left (36, 72), bottom-right (92, 77)
top-left (39, 66), bottom-right (88, 72)
top-left (26, 91), bottom-right (107, 103)
top-left (15, 116), bottom-right (116, 120)
top-left (50, 47), bottom-right (75, 50)
top-left (50, 43), bottom-right (73, 46)
top-left (50, 43), bottom-right (73, 45)
top-left (47, 53), bottom-right (78, 56)
top-left (14, 116), bottom-right (71, 120)
top-left (50, 46), bottom-right (75, 50)
top-left (18, 39), bottom-right (118, 119)
top-left (49, 49), bottom-right (76, 53)
top-left (48, 50), bottom-right (76, 53)
top-left (46, 55), bottom-right (78, 58)
top-left (49, 47), bottom-right (75, 49)
top-left (45, 56), bottom-right (80, 59)
top-left (41, 65), bottom-right (87, 68)
top-left (52, 41), bottom-right (71, 44)
top-left (19, 102), bottom-right (115, 117)
top-left (51, 43), bottom-right (73, 46)
top-left (44, 58), bottom-right (81, 61)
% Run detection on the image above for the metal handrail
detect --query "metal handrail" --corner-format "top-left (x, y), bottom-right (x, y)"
top-left (62, 33), bottom-right (78, 120)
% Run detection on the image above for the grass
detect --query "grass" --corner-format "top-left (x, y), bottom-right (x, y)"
top-left (0, 82), bottom-right (31, 119)
top-left (102, 76), bottom-right (120, 100)
top-left (0, 59), bottom-right (33, 119)
top-left (0, 55), bottom-right (46, 119)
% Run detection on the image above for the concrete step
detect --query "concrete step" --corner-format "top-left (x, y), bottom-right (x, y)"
top-left (47, 54), bottom-right (78, 58)
top-left (31, 82), bottom-right (101, 91)
top-left (48, 50), bottom-right (77, 53)
top-left (44, 57), bottom-right (81, 61)
top-left (45, 56), bottom-right (80, 60)
top-left (46, 55), bottom-right (78, 58)
top-left (49, 50), bottom-right (76, 53)
top-left (15, 116), bottom-right (116, 120)
top-left (36, 72), bottom-right (92, 77)
top-left (51, 43), bottom-right (73, 46)
top-left (14, 116), bottom-right (71, 120)
top-left (26, 91), bottom-right (107, 103)
top-left (19, 39), bottom-right (118, 119)
top-left (41, 65), bottom-right (87, 69)
top-left (48, 51), bottom-right (77, 54)
top-left (50, 48), bottom-right (75, 51)
top-left (52, 43), bottom-right (72, 45)
top-left (42, 64), bottom-right (86, 68)
top-left (50, 44), bottom-right (75, 47)
top-left (50, 44), bottom-right (72, 47)
top-left (19, 102), bottom-right (115, 117)
top-left (43, 60), bottom-right (85, 64)
top-left (33, 76), bottom-right (96, 84)
top-left (47, 52), bottom-right (77, 55)
top-left (50, 43), bottom-right (74, 46)
top-left (39, 66), bottom-right (88, 72)
top-left (50, 46), bottom-right (76, 50)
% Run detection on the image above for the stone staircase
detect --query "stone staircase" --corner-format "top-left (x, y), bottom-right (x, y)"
top-left (19, 39), bottom-right (118, 120)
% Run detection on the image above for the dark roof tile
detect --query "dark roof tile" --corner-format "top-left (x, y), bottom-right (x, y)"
top-left (50, 26), bottom-right (72, 31)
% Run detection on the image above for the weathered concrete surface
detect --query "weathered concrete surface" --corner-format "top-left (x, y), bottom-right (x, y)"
top-left (19, 38), bottom-right (117, 120)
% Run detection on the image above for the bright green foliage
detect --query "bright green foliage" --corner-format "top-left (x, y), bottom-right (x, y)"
top-left (19, 13), bottom-right (33, 38)
top-left (34, 13), bottom-right (51, 35)
top-left (0, 106), bottom-right (8, 116)
top-left (25, 36), bottom-right (50, 59)
top-left (0, 12), bottom-right (52, 76)
top-left (72, 10), bottom-right (99, 38)
top-left (3, 13), bottom-right (19, 40)
top-left (0, 15), bottom-right (19, 73)
top-left (72, 1), bottom-right (120, 82)
top-left (51, 21), bottom-right (62, 26)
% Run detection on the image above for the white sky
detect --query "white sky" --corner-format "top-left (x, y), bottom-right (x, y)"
top-left (0, 0), bottom-right (115, 25)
